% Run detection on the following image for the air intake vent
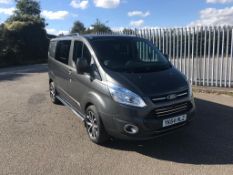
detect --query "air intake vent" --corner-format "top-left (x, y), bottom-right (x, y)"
top-left (150, 102), bottom-right (192, 118)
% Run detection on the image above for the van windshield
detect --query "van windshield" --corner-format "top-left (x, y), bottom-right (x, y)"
top-left (90, 37), bottom-right (171, 73)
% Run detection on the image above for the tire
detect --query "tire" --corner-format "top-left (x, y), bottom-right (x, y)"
top-left (49, 81), bottom-right (60, 104)
top-left (85, 105), bottom-right (109, 144)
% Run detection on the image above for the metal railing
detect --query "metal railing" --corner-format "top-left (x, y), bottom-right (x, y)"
top-left (98, 26), bottom-right (233, 88)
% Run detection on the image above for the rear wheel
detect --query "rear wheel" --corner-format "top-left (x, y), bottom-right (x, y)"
top-left (85, 105), bottom-right (109, 144)
top-left (49, 81), bottom-right (60, 104)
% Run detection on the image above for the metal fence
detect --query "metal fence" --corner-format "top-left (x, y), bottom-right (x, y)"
top-left (99, 26), bottom-right (233, 88)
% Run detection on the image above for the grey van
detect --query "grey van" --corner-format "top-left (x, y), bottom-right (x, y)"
top-left (48, 34), bottom-right (195, 144)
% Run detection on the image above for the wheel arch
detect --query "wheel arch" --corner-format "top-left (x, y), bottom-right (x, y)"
top-left (82, 91), bottom-right (106, 114)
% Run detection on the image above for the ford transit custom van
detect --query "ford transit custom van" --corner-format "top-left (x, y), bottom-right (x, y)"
top-left (48, 34), bottom-right (195, 144)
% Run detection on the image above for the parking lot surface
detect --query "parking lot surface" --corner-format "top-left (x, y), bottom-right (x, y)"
top-left (0, 64), bottom-right (233, 175)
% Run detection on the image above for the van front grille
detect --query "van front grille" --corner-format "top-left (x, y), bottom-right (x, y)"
top-left (150, 102), bottom-right (192, 118)
top-left (151, 90), bottom-right (189, 103)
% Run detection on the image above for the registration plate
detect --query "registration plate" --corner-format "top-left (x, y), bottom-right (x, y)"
top-left (163, 114), bottom-right (187, 127)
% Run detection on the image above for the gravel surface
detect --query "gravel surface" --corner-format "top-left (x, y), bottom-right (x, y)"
top-left (0, 64), bottom-right (233, 175)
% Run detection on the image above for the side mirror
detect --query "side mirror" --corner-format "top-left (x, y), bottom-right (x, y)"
top-left (76, 58), bottom-right (90, 74)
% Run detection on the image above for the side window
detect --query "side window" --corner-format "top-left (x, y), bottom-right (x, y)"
top-left (73, 42), bottom-right (97, 75)
top-left (73, 41), bottom-right (83, 63)
top-left (49, 41), bottom-right (57, 58)
top-left (82, 45), bottom-right (100, 78)
top-left (83, 44), bottom-right (92, 65)
top-left (55, 40), bottom-right (71, 65)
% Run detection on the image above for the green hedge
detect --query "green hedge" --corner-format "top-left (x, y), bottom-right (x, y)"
top-left (0, 22), bottom-right (50, 68)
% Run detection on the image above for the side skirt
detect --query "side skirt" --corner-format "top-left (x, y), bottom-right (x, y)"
top-left (56, 95), bottom-right (85, 121)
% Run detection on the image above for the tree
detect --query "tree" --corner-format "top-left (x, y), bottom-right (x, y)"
top-left (71, 20), bottom-right (86, 34)
top-left (15, 0), bottom-right (41, 16)
top-left (70, 19), bottom-right (112, 35)
top-left (0, 0), bottom-right (48, 67)
top-left (7, 0), bottom-right (45, 27)
top-left (87, 19), bottom-right (112, 34)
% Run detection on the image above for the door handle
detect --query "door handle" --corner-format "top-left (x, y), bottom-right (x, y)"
top-left (68, 69), bottom-right (72, 83)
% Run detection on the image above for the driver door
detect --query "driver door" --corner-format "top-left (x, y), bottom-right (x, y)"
top-left (67, 40), bottom-right (92, 112)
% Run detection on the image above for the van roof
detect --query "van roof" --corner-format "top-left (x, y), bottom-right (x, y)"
top-left (51, 34), bottom-right (137, 41)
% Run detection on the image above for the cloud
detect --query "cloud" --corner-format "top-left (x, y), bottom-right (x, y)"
top-left (189, 6), bottom-right (233, 26)
top-left (206, 0), bottom-right (233, 3)
top-left (130, 19), bottom-right (144, 27)
top-left (41, 10), bottom-right (69, 20)
top-left (0, 0), bottom-right (12, 4)
top-left (46, 28), bottom-right (69, 35)
top-left (70, 0), bottom-right (88, 9)
top-left (93, 0), bottom-right (120, 8)
top-left (128, 11), bottom-right (150, 17)
top-left (0, 7), bottom-right (15, 15)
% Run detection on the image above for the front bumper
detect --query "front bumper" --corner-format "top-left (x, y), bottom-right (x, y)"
top-left (110, 108), bottom-right (195, 140)
top-left (100, 97), bottom-right (196, 140)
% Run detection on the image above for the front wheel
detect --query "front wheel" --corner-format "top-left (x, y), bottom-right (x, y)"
top-left (49, 81), bottom-right (60, 104)
top-left (85, 105), bottom-right (109, 144)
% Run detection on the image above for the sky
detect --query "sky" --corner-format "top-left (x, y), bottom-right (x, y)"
top-left (0, 0), bottom-right (233, 35)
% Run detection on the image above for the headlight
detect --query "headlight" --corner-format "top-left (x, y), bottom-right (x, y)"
top-left (106, 82), bottom-right (146, 108)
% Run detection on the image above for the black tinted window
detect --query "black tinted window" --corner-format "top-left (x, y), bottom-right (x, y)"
top-left (73, 41), bottom-right (83, 63)
top-left (49, 41), bottom-right (56, 58)
top-left (90, 37), bottom-right (170, 73)
top-left (55, 40), bottom-right (71, 65)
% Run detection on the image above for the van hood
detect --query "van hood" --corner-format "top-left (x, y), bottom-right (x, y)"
top-left (105, 67), bottom-right (188, 97)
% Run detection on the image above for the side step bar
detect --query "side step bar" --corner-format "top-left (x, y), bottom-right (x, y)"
top-left (56, 96), bottom-right (85, 121)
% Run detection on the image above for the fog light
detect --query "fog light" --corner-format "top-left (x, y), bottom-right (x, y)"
top-left (123, 124), bottom-right (139, 134)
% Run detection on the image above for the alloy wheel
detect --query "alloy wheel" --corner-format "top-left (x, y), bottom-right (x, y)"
top-left (49, 82), bottom-right (56, 100)
top-left (86, 111), bottom-right (99, 140)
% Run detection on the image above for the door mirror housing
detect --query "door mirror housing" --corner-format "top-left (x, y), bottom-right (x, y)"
top-left (76, 58), bottom-right (90, 74)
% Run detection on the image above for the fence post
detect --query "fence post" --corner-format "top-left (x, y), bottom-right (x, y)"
top-left (169, 29), bottom-right (172, 59)
top-left (225, 26), bottom-right (230, 87)
top-left (180, 28), bottom-right (183, 72)
top-left (187, 27), bottom-right (191, 81)
top-left (195, 26), bottom-right (199, 85)
top-left (191, 27), bottom-right (195, 85)
top-left (184, 28), bottom-right (187, 76)
top-left (162, 28), bottom-right (165, 53)
top-left (229, 28), bottom-right (233, 87)
top-left (173, 29), bottom-right (176, 65)
top-left (199, 26), bottom-right (203, 85)
top-left (203, 26), bottom-right (207, 86)
top-left (219, 26), bottom-right (224, 87)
